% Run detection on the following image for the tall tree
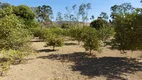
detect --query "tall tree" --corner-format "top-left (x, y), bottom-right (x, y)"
top-left (79, 3), bottom-right (91, 26)
top-left (72, 4), bottom-right (79, 22)
top-left (35, 5), bottom-right (53, 23)
top-left (56, 12), bottom-right (63, 22)
top-left (110, 3), bottom-right (134, 20)
top-left (90, 15), bottom-right (95, 21)
top-left (100, 12), bottom-right (108, 20)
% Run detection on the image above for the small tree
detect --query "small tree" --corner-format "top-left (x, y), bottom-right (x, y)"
top-left (68, 26), bottom-right (85, 44)
top-left (46, 36), bottom-right (63, 50)
top-left (82, 28), bottom-right (100, 54)
top-left (44, 28), bottom-right (64, 50)
top-left (90, 17), bottom-right (115, 46)
top-left (90, 17), bottom-right (109, 30)
top-left (98, 26), bottom-right (115, 42)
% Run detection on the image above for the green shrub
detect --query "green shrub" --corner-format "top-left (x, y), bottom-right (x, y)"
top-left (112, 11), bottom-right (142, 52)
top-left (30, 27), bottom-right (42, 37)
top-left (45, 35), bottom-right (64, 50)
top-left (50, 27), bottom-right (64, 36)
top-left (90, 17), bottom-right (109, 30)
top-left (1, 49), bottom-right (27, 64)
top-left (0, 15), bottom-right (31, 50)
top-left (61, 23), bottom-right (70, 29)
top-left (34, 27), bottom-right (63, 40)
top-left (67, 26), bottom-right (86, 44)
top-left (43, 28), bottom-right (64, 50)
top-left (82, 27), bottom-right (100, 54)
top-left (98, 26), bottom-right (115, 43)
top-left (0, 61), bottom-right (10, 76)
top-left (0, 48), bottom-right (33, 76)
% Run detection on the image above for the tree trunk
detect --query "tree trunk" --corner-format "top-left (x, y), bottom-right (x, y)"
top-left (53, 46), bottom-right (55, 51)
top-left (78, 41), bottom-right (80, 45)
top-left (89, 49), bottom-right (92, 55)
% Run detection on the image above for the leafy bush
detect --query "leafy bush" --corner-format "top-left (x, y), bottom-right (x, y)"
top-left (0, 49), bottom-right (28, 76)
top-left (98, 26), bottom-right (115, 43)
top-left (0, 3), bottom-right (37, 76)
top-left (0, 48), bottom-right (34, 76)
top-left (46, 35), bottom-right (64, 50)
top-left (44, 28), bottom-right (64, 50)
top-left (0, 15), bottom-right (31, 50)
top-left (1, 49), bottom-right (29, 64)
top-left (61, 23), bottom-right (70, 29)
top-left (82, 27), bottom-right (100, 54)
top-left (67, 26), bottom-right (86, 44)
top-left (0, 61), bottom-right (10, 76)
top-left (50, 27), bottom-right (64, 36)
top-left (90, 17), bottom-right (109, 30)
top-left (30, 27), bottom-right (42, 37)
top-left (112, 11), bottom-right (142, 52)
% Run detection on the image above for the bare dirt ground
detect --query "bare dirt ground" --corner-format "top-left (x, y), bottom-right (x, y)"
top-left (1, 39), bottom-right (142, 80)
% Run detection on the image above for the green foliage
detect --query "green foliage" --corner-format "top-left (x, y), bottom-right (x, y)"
top-left (90, 17), bottom-right (115, 43)
top-left (30, 27), bottom-right (42, 37)
top-left (0, 5), bottom-right (13, 18)
top-left (29, 22), bottom-right (42, 37)
top-left (98, 26), bottom-right (115, 42)
top-left (46, 35), bottom-right (64, 50)
top-left (0, 61), bottom-right (10, 76)
top-left (13, 5), bottom-right (37, 29)
top-left (43, 28), bottom-right (64, 50)
top-left (50, 27), bottom-right (64, 36)
top-left (110, 3), bottom-right (134, 19)
top-left (38, 27), bottom-right (64, 40)
top-left (83, 27), bottom-right (100, 54)
top-left (66, 26), bottom-right (100, 54)
top-left (112, 8), bottom-right (142, 52)
top-left (100, 12), bottom-right (108, 20)
top-left (61, 23), bottom-right (70, 29)
top-left (0, 15), bottom-right (31, 50)
top-left (0, 2), bottom-right (11, 9)
top-left (13, 5), bottom-right (35, 20)
top-left (0, 3), bottom-right (38, 30)
top-left (0, 2), bottom-right (37, 76)
top-left (68, 26), bottom-right (85, 44)
top-left (56, 12), bottom-right (63, 21)
top-left (62, 3), bottom-right (91, 25)
top-left (35, 5), bottom-right (53, 22)
top-left (0, 47), bottom-right (34, 75)
top-left (90, 17), bottom-right (109, 30)
top-left (0, 49), bottom-right (31, 76)
top-left (0, 3), bottom-right (37, 29)
top-left (78, 3), bottom-right (91, 25)
top-left (1, 49), bottom-right (26, 64)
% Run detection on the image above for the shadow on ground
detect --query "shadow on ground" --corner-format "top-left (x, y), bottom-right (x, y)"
top-left (38, 52), bottom-right (142, 80)
top-left (64, 42), bottom-right (78, 46)
top-left (37, 49), bottom-right (57, 53)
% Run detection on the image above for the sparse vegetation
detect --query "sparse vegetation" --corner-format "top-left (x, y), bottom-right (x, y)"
top-left (43, 28), bottom-right (64, 50)
top-left (0, 1), bottom-right (142, 80)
